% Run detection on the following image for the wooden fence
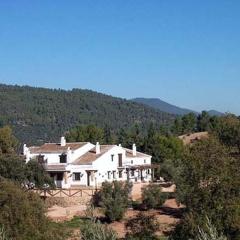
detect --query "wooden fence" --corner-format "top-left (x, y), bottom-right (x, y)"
top-left (32, 188), bottom-right (100, 198)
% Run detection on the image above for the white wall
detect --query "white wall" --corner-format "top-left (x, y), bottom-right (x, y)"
top-left (24, 143), bottom-right (152, 188)
top-left (93, 146), bottom-right (128, 185)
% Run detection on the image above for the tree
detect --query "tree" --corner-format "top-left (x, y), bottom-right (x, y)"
top-left (142, 184), bottom-right (168, 209)
top-left (0, 156), bottom-right (54, 188)
top-left (25, 160), bottom-right (54, 188)
top-left (197, 111), bottom-right (211, 132)
top-left (212, 114), bottom-right (240, 152)
top-left (143, 133), bottom-right (184, 181)
top-left (173, 137), bottom-right (240, 240)
top-left (125, 213), bottom-right (159, 240)
top-left (172, 117), bottom-right (183, 135)
top-left (103, 125), bottom-right (114, 144)
top-left (0, 179), bottom-right (67, 240)
top-left (181, 113), bottom-right (197, 134)
top-left (0, 154), bottom-right (26, 183)
top-left (66, 124), bottom-right (104, 143)
top-left (97, 181), bottom-right (132, 222)
top-left (0, 126), bottom-right (18, 154)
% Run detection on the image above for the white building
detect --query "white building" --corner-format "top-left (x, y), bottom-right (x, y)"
top-left (23, 137), bottom-right (152, 188)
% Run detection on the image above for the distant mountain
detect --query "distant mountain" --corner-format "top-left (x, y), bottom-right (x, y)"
top-left (0, 84), bottom-right (175, 144)
top-left (132, 98), bottom-right (224, 116)
top-left (132, 98), bottom-right (197, 115)
top-left (207, 110), bottom-right (224, 117)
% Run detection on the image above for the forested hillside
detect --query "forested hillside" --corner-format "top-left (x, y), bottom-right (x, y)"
top-left (132, 97), bottom-right (223, 116)
top-left (132, 97), bottom-right (196, 115)
top-left (0, 84), bottom-right (175, 144)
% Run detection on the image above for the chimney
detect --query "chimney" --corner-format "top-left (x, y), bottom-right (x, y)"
top-left (132, 143), bottom-right (137, 156)
top-left (118, 144), bottom-right (122, 147)
top-left (60, 136), bottom-right (66, 147)
top-left (96, 142), bottom-right (100, 154)
top-left (23, 144), bottom-right (30, 162)
top-left (23, 144), bottom-right (28, 155)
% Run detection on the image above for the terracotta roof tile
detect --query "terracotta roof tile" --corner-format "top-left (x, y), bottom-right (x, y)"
top-left (29, 142), bottom-right (88, 154)
top-left (124, 148), bottom-right (151, 158)
top-left (73, 145), bottom-right (115, 165)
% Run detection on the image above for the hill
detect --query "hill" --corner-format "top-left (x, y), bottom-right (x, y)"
top-left (207, 110), bottom-right (224, 116)
top-left (132, 98), bottom-right (223, 116)
top-left (132, 98), bottom-right (196, 115)
top-left (0, 84), bottom-right (175, 145)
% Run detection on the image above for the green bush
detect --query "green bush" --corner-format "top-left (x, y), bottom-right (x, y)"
top-left (0, 155), bottom-right (54, 188)
top-left (97, 181), bottom-right (132, 222)
top-left (0, 226), bottom-right (11, 240)
top-left (80, 220), bottom-right (117, 240)
top-left (142, 184), bottom-right (168, 209)
top-left (25, 159), bottom-right (55, 188)
top-left (197, 218), bottom-right (227, 240)
top-left (125, 213), bottom-right (159, 240)
top-left (0, 179), bottom-right (67, 240)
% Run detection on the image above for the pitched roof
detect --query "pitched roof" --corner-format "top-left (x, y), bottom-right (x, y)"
top-left (124, 148), bottom-right (151, 158)
top-left (29, 142), bottom-right (88, 154)
top-left (72, 145), bottom-right (115, 165)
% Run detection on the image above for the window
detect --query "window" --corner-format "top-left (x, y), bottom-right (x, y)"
top-left (73, 172), bottom-right (81, 181)
top-left (131, 160), bottom-right (133, 164)
top-left (119, 170), bottom-right (123, 178)
top-left (59, 154), bottom-right (67, 163)
top-left (131, 170), bottom-right (134, 177)
top-left (107, 171), bottom-right (111, 179)
top-left (147, 169), bottom-right (151, 174)
top-left (111, 154), bottom-right (114, 162)
top-left (118, 154), bottom-right (122, 167)
top-left (113, 171), bottom-right (116, 179)
top-left (144, 159), bottom-right (146, 164)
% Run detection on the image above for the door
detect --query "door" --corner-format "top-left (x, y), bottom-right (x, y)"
top-left (56, 172), bottom-right (63, 188)
top-left (87, 171), bottom-right (90, 187)
top-left (118, 154), bottom-right (122, 167)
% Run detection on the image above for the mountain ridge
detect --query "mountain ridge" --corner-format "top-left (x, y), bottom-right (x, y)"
top-left (131, 97), bottom-right (223, 116)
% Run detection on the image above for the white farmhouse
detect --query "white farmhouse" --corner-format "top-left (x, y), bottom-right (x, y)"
top-left (23, 137), bottom-right (152, 188)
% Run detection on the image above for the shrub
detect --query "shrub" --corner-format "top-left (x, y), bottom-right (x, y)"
top-left (0, 156), bottom-right (54, 188)
top-left (25, 160), bottom-right (55, 188)
top-left (0, 155), bottom-right (26, 183)
top-left (197, 218), bottom-right (227, 240)
top-left (0, 179), bottom-right (67, 240)
top-left (97, 181), bottom-right (132, 222)
top-left (80, 220), bottom-right (117, 240)
top-left (0, 226), bottom-right (11, 240)
top-left (142, 184), bottom-right (168, 209)
top-left (125, 213), bottom-right (159, 240)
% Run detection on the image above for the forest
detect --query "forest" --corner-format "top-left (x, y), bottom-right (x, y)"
top-left (0, 84), bottom-right (174, 145)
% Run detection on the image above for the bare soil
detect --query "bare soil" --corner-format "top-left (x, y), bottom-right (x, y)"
top-left (47, 183), bottom-right (183, 238)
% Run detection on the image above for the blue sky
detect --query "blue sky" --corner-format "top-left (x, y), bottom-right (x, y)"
top-left (0, 1), bottom-right (239, 114)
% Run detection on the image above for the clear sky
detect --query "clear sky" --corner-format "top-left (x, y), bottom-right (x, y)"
top-left (0, 1), bottom-right (239, 114)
